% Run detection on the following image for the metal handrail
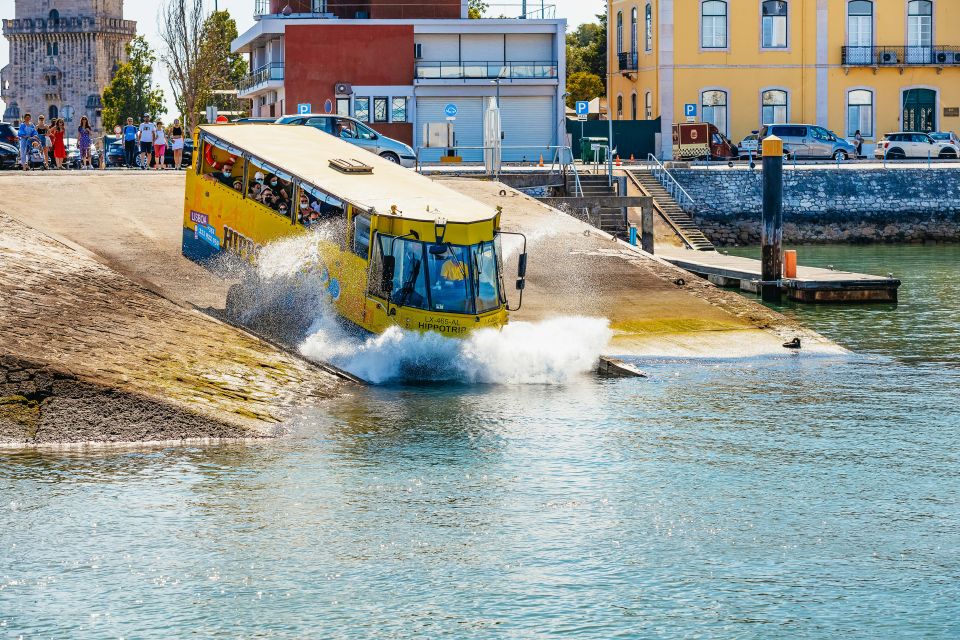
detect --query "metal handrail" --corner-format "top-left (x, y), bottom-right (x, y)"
top-left (842, 45), bottom-right (960, 66)
top-left (646, 153), bottom-right (695, 209)
top-left (414, 61), bottom-right (559, 80)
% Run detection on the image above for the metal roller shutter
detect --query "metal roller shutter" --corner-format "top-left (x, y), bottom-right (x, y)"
top-left (416, 97), bottom-right (484, 162)
top-left (500, 96), bottom-right (555, 162)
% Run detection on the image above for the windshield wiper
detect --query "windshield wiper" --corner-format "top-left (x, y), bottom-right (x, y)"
top-left (396, 258), bottom-right (421, 307)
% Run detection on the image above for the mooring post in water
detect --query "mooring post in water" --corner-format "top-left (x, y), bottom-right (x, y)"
top-left (761, 135), bottom-right (784, 303)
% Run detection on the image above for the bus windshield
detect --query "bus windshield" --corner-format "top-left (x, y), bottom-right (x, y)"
top-left (372, 235), bottom-right (503, 315)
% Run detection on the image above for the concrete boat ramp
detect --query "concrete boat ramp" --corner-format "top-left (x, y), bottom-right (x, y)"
top-left (0, 172), bottom-right (843, 445)
top-left (657, 246), bottom-right (901, 303)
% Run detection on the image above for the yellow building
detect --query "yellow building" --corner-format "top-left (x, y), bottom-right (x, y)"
top-left (608, 0), bottom-right (960, 158)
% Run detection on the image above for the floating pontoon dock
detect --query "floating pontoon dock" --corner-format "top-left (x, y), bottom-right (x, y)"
top-left (657, 247), bottom-right (901, 303)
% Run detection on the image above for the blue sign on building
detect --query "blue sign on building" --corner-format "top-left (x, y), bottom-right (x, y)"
top-left (444, 103), bottom-right (459, 118)
top-left (298, 103), bottom-right (312, 115)
top-left (684, 103), bottom-right (697, 118)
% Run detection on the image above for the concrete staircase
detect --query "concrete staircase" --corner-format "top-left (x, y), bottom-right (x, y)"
top-left (565, 174), bottom-right (627, 237)
top-left (629, 170), bottom-right (715, 252)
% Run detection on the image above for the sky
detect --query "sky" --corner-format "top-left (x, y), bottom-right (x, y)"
top-left (0, 0), bottom-right (604, 119)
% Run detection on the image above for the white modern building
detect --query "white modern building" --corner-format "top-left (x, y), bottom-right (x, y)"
top-left (232, 2), bottom-right (566, 162)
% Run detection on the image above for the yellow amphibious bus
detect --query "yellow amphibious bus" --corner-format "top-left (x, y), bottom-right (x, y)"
top-left (182, 124), bottom-right (527, 337)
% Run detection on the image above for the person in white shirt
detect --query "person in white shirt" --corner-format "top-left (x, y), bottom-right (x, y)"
top-left (137, 114), bottom-right (157, 170)
top-left (153, 120), bottom-right (167, 170)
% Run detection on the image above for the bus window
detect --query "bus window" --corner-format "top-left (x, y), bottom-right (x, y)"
top-left (371, 235), bottom-right (429, 309)
top-left (298, 183), bottom-right (345, 228)
top-left (352, 213), bottom-right (371, 259)
top-left (247, 156), bottom-right (293, 217)
top-left (425, 243), bottom-right (472, 314)
top-left (200, 136), bottom-right (241, 190)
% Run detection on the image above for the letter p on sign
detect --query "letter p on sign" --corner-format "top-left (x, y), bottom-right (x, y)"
top-left (298, 103), bottom-right (312, 115)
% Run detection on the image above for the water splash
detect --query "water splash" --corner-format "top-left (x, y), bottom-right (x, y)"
top-left (247, 229), bottom-right (613, 385)
top-left (299, 316), bottom-right (613, 385)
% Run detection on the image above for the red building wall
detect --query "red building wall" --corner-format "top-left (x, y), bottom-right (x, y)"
top-left (284, 24), bottom-right (415, 143)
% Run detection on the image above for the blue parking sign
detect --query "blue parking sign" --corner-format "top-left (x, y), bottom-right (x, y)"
top-left (298, 103), bottom-right (312, 115)
top-left (684, 103), bottom-right (697, 118)
top-left (576, 101), bottom-right (590, 116)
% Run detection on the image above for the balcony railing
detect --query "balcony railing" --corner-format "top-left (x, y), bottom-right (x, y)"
top-left (415, 61), bottom-right (558, 80)
top-left (842, 45), bottom-right (960, 66)
top-left (618, 51), bottom-right (638, 72)
top-left (238, 63), bottom-right (285, 93)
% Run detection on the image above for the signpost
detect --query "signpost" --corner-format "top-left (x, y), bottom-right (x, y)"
top-left (684, 103), bottom-right (697, 122)
top-left (444, 103), bottom-right (458, 121)
top-left (576, 100), bottom-right (589, 121)
top-left (298, 103), bottom-right (312, 115)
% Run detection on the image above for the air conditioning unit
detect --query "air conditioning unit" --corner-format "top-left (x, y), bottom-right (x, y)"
top-left (936, 51), bottom-right (948, 64)
top-left (953, 52), bottom-right (960, 64)
top-left (879, 51), bottom-right (898, 65)
top-left (414, 43), bottom-right (423, 60)
top-left (335, 82), bottom-right (353, 96)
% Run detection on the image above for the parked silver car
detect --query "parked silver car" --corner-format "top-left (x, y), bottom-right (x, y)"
top-left (275, 114), bottom-right (417, 168)
top-left (759, 123), bottom-right (858, 160)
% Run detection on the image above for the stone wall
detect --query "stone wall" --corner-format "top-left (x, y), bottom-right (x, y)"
top-left (670, 167), bottom-right (960, 245)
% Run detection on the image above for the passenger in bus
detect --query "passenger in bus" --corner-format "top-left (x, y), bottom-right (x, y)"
top-left (259, 187), bottom-right (276, 208)
top-left (216, 162), bottom-right (234, 186)
top-left (249, 171), bottom-right (266, 199)
top-left (278, 202), bottom-right (289, 218)
top-left (232, 179), bottom-right (244, 192)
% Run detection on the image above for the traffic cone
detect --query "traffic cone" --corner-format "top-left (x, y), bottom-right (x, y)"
top-left (539, 153), bottom-right (544, 167)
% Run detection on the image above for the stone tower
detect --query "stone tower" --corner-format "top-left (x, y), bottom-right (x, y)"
top-left (1, 0), bottom-right (136, 135)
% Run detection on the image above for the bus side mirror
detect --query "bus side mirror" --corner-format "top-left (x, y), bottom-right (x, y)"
top-left (381, 255), bottom-right (395, 291)
top-left (517, 253), bottom-right (527, 279)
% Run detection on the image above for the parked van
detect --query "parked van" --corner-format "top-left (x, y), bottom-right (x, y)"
top-left (758, 124), bottom-right (858, 160)
top-left (672, 122), bottom-right (738, 160)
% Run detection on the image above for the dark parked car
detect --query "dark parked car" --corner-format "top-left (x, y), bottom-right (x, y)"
top-left (0, 141), bottom-right (19, 169)
top-left (106, 141), bottom-right (126, 167)
top-left (0, 122), bottom-right (18, 146)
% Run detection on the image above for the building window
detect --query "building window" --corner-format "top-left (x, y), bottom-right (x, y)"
top-left (336, 98), bottom-right (350, 116)
top-left (373, 97), bottom-right (388, 123)
top-left (354, 97), bottom-right (370, 122)
top-left (48, 9), bottom-right (59, 22)
top-left (702, 90), bottom-right (728, 135)
top-left (48, 105), bottom-right (58, 120)
top-left (847, 89), bottom-right (873, 137)
top-left (645, 91), bottom-right (652, 119)
top-left (847, 1), bottom-right (873, 64)
top-left (616, 11), bottom-right (623, 53)
top-left (617, 95), bottom-right (623, 119)
top-left (391, 97), bottom-right (408, 123)
top-left (631, 8), bottom-right (638, 56)
top-left (762, 89), bottom-right (788, 124)
top-left (702, 1), bottom-right (728, 48)
top-left (645, 4), bottom-right (653, 52)
top-left (907, 1), bottom-right (932, 64)
top-left (631, 92), bottom-right (637, 120)
top-left (762, 1), bottom-right (788, 49)
top-left (46, 41), bottom-right (59, 56)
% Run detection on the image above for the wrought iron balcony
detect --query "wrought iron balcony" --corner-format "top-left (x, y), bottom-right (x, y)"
top-left (842, 45), bottom-right (960, 66)
top-left (238, 63), bottom-right (285, 93)
top-left (618, 51), bottom-right (638, 72)
top-left (415, 61), bottom-right (558, 80)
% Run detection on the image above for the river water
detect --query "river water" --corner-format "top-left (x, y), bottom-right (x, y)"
top-left (2, 245), bottom-right (958, 638)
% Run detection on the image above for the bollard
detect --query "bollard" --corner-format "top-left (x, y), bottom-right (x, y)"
top-left (629, 224), bottom-right (638, 246)
top-left (784, 249), bottom-right (797, 279)
top-left (761, 135), bottom-right (784, 303)
top-left (641, 203), bottom-right (654, 254)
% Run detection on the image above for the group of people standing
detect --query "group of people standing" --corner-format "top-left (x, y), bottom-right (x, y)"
top-left (121, 114), bottom-right (186, 170)
top-left (15, 112), bottom-right (94, 170)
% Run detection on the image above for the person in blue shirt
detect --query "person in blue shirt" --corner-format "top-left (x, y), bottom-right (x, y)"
top-left (17, 113), bottom-right (38, 171)
top-left (122, 117), bottom-right (139, 168)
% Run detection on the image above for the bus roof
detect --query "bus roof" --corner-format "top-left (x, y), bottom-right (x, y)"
top-left (198, 124), bottom-right (498, 224)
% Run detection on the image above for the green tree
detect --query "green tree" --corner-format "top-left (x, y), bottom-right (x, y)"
top-left (468, 0), bottom-right (488, 19)
top-left (566, 72), bottom-right (604, 109)
top-left (566, 14), bottom-right (607, 92)
top-left (198, 9), bottom-right (249, 122)
top-left (101, 36), bottom-right (165, 130)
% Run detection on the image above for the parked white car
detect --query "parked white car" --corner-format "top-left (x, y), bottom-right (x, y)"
top-left (930, 131), bottom-right (960, 148)
top-left (874, 132), bottom-right (959, 160)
